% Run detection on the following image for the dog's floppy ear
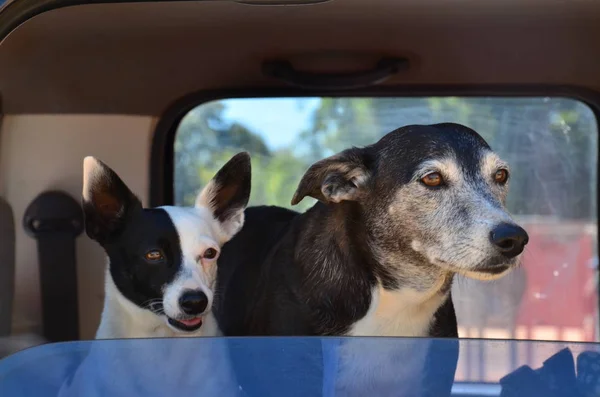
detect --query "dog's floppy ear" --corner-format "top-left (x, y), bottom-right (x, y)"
top-left (196, 152), bottom-right (252, 239)
top-left (82, 156), bottom-right (142, 243)
top-left (292, 147), bottom-right (371, 205)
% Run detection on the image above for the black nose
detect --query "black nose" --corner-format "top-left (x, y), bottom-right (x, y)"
top-left (179, 290), bottom-right (208, 315)
top-left (489, 223), bottom-right (529, 258)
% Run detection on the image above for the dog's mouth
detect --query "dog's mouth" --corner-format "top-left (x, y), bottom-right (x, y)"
top-left (432, 258), bottom-right (514, 280)
top-left (167, 317), bottom-right (203, 332)
top-left (473, 264), bottom-right (511, 274)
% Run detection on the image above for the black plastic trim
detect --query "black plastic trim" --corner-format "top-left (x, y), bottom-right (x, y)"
top-left (150, 84), bottom-right (600, 206)
top-left (262, 58), bottom-right (409, 90)
top-left (0, 0), bottom-right (328, 44)
top-left (0, 0), bottom-right (163, 43)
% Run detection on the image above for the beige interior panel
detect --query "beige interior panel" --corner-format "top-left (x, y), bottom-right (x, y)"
top-left (0, 114), bottom-right (155, 339)
top-left (0, 0), bottom-right (598, 115)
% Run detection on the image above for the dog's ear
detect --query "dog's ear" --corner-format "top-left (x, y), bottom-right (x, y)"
top-left (196, 152), bottom-right (252, 239)
top-left (82, 156), bottom-right (142, 243)
top-left (292, 147), bottom-right (371, 205)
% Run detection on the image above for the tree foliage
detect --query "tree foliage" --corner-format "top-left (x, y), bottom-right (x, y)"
top-left (175, 97), bottom-right (597, 220)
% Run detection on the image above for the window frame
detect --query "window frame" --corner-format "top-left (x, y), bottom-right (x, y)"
top-left (151, 85), bottom-right (600, 205)
top-left (150, 84), bottom-right (600, 341)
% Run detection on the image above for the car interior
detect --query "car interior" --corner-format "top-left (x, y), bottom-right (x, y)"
top-left (0, 0), bottom-right (599, 395)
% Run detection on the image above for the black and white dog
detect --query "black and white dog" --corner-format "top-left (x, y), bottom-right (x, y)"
top-left (215, 123), bottom-right (529, 396)
top-left (216, 123), bottom-right (528, 337)
top-left (53, 153), bottom-right (252, 397)
top-left (82, 152), bottom-right (251, 339)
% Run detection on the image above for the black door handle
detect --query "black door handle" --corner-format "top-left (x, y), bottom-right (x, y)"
top-left (262, 57), bottom-right (409, 90)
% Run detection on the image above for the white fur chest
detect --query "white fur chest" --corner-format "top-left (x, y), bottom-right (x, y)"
top-left (348, 285), bottom-right (447, 337)
top-left (328, 286), bottom-right (447, 397)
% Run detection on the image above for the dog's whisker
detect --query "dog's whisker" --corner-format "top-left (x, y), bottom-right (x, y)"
top-left (141, 298), bottom-right (163, 307)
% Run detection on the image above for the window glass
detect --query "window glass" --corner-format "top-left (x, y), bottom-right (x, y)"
top-left (174, 97), bottom-right (598, 381)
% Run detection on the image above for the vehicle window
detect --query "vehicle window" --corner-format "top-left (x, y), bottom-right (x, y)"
top-left (2, 337), bottom-right (597, 396)
top-left (173, 96), bottom-right (598, 382)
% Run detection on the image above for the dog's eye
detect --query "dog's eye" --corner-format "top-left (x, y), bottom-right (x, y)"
top-left (203, 248), bottom-right (219, 260)
top-left (421, 172), bottom-right (443, 187)
top-left (145, 250), bottom-right (164, 261)
top-left (494, 169), bottom-right (509, 184)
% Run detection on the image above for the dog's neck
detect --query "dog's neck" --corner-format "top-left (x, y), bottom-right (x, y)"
top-left (96, 268), bottom-right (219, 339)
top-left (295, 201), bottom-right (453, 336)
top-left (297, 201), bottom-right (383, 279)
top-left (349, 273), bottom-right (453, 337)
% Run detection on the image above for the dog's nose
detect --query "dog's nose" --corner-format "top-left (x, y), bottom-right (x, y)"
top-left (179, 290), bottom-right (208, 315)
top-left (489, 223), bottom-right (529, 258)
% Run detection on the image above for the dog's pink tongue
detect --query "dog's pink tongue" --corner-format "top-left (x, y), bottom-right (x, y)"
top-left (180, 318), bottom-right (202, 326)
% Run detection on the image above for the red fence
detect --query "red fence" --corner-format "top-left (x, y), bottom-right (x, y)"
top-left (454, 219), bottom-right (598, 382)
top-left (516, 221), bottom-right (597, 342)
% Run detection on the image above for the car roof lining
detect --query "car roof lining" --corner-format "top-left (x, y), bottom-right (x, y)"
top-left (0, 0), bottom-right (599, 115)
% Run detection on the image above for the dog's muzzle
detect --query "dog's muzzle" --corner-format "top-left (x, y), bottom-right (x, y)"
top-left (166, 289), bottom-right (209, 332)
top-left (472, 223), bottom-right (529, 275)
top-left (489, 223), bottom-right (529, 258)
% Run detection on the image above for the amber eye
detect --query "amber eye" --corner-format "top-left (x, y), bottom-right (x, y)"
top-left (421, 172), bottom-right (443, 187)
top-left (203, 248), bottom-right (218, 260)
top-left (145, 250), bottom-right (164, 261)
top-left (494, 169), bottom-right (509, 184)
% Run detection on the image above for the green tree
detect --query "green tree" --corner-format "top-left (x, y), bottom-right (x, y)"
top-left (175, 97), bottom-right (596, 221)
top-left (174, 102), bottom-right (270, 206)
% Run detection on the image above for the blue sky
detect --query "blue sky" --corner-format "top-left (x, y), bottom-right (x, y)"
top-left (222, 98), bottom-right (320, 149)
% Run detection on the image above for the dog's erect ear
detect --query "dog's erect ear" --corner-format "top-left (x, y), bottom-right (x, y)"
top-left (196, 152), bottom-right (252, 239)
top-left (291, 147), bottom-right (371, 205)
top-left (82, 156), bottom-right (142, 243)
